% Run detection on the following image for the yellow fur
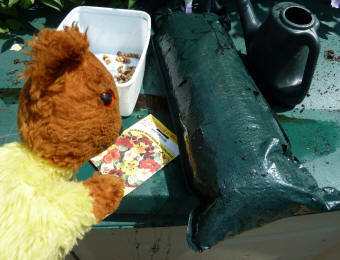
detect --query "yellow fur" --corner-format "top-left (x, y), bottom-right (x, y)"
top-left (0, 142), bottom-right (97, 259)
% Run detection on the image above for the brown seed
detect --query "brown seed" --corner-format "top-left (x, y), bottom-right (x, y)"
top-left (125, 53), bottom-right (140, 59)
top-left (118, 65), bottom-right (124, 73)
top-left (116, 56), bottom-right (124, 62)
top-left (6, 69), bottom-right (18, 75)
top-left (102, 55), bottom-right (112, 64)
top-left (325, 49), bottom-right (335, 60)
top-left (123, 57), bottom-right (131, 64)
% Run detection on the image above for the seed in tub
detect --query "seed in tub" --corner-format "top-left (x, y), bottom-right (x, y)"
top-left (118, 65), bottom-right (124, 74)
top-left (126, 53), bottom-right (140, 59)
top-left (116, 56), bottom-right (125, 62)
top-left (123, 57), bottom-right (131, 64)
top-left (127, 65), bottom-right (136, 71)
top-left (126, 66), bottom-right (136, 70)
top-left (102, 54), bottom-right (111, 64)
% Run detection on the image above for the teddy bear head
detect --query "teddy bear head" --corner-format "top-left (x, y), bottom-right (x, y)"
top-left (17, 25), bottom-right (122, 169)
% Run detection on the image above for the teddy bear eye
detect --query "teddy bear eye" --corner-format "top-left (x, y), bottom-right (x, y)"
top-left (100, 91), bottom-right (114, 108)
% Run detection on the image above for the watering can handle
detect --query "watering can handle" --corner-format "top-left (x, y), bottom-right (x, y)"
top-left (299, 30), bottom-right (320, 98)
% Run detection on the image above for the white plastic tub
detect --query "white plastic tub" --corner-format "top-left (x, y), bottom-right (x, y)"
top-left (57, 6), bottom-right (151, 116)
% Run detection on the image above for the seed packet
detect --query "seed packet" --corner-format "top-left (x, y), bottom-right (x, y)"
top-left (90, 114), bottom-right (180, 196)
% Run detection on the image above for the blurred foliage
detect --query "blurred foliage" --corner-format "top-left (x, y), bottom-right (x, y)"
top-left (0, 0), bottom-right (136, 38)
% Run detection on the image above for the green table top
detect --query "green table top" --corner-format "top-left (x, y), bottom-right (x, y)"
top-left (0, 0), bottom-right (339, 229)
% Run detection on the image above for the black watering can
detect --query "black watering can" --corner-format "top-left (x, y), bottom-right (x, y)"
top-left (237, 0), bottom-right (320, 109)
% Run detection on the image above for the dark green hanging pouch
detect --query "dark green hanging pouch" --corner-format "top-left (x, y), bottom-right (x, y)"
top-left (153, 12), bottom-right (340, 252)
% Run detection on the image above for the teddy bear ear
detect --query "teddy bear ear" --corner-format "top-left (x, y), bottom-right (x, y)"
top-left (23, 24), bottom-right (90, 100)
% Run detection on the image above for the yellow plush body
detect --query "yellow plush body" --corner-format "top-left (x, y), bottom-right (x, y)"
top-left (0, 142), bottom-right (97, 260)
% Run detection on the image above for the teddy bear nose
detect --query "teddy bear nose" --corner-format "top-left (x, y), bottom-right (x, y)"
top-left (100, 92), bottom-right (114, 107)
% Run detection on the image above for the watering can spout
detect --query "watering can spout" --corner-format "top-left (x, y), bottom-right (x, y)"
top-left (237, 0), bottom-right (261, 51)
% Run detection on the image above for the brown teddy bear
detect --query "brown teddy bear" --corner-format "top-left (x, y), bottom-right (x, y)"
top-left (0, 25), bottom-right (124, 259)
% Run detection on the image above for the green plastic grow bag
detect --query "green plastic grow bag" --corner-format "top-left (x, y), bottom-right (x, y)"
top-left (154, 11), bottom-right (340, 251)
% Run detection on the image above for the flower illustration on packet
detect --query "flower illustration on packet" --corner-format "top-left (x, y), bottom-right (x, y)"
top-left (90, 114), bottom-right (180, 196)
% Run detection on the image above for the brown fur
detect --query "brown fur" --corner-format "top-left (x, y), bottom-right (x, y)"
top-left (83, 172), bottom-right (124, 222)
top-left (17, 25), bottom-right (124, 223)
top-left (18, 25), bottom-right (122, 169)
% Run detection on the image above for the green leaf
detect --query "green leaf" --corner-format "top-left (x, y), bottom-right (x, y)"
top-left (107, 0), bottom-right (127, 8)
top-left (39, 0), bottom-right (62, 11)
top-left (20, 0), bottom-right (34, 9)
top-left (0, 6), bottom-right (18, 17)
top-left (128, 0), bottom-right (136, 8)
top-left (5, 18), bottom-right (24, 30)
top-left (0, 26), bottom-right (10, 34)
top-left (8, 0), bottom-right (20, 7)
top-left (0, 21), bottom-right (10, 39)
top-left (67, 0), bottom-right (85, 5)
